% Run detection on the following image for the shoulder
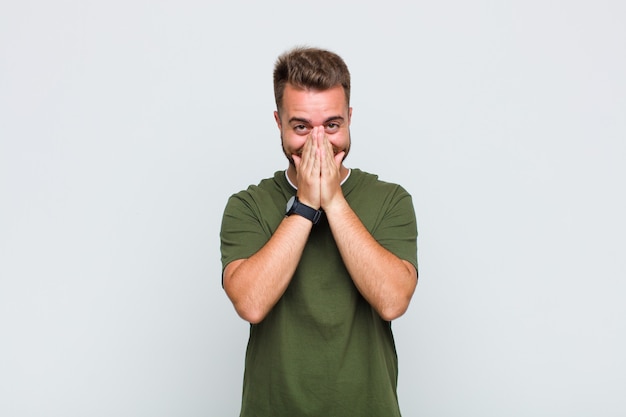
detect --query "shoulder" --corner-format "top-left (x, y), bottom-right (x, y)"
top-left (228, 171), bottom-right (288, 202)
top-left (348, 168), bottom-right (412, 198)
top-left (223, 171), bottom-right (292, 221)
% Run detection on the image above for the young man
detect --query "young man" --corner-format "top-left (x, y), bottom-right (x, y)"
top-left (220, 47), bottom-right (418, 416)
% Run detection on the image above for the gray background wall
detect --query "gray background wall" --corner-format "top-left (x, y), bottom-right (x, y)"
top-left (1, 1), bottom-right (624, 416)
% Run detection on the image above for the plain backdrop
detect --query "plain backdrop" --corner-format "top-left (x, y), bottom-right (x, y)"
top-left (1, 1), bottom-right (625, 416)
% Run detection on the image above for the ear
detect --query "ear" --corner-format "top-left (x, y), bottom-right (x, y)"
top-left (348, 107), bottom-right (353, 125)
top-left (274, 111), bottom-right (282, 129)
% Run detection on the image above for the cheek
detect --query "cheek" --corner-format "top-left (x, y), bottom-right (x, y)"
top-left (282, 133), bottom-right (307, 152)
top-left (329, 132), bottom-right (350, 149)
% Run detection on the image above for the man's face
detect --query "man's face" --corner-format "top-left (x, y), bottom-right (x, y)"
top-left (274, 83), bottom-right (352, 167)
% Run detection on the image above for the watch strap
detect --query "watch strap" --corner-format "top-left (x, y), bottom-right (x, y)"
top-left (286, 196), bottom-right (323, 224)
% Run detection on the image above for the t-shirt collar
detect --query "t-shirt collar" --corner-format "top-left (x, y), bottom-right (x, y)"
top-left (285, 168), bottom-right (352, 190)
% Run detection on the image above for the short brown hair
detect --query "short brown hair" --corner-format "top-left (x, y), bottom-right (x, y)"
top-left (273, 47), bottom-right (351, 112)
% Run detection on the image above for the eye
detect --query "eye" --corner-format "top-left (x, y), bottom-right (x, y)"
top-left (293, 124), bottom-right (310, 134)
top-left (325, 122), bottom-right (340, 133)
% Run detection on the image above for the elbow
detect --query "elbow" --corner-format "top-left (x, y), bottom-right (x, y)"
top-left (234, 303), bottom-right (269, 324)
top-left (379, 301), bottom-right (410, 321)
top-left (223, 268), bottom-right (268, 324)
top-left (378, 274), bottom-right (417, 321)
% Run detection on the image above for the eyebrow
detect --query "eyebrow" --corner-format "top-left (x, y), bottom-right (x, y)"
top-left (288, 116), bottom-right (345, 125)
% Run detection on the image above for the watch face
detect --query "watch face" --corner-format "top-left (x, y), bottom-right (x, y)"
top-left (286, 195), bottom-right (296, 213)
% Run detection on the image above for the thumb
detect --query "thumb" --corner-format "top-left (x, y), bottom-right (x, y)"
top-left (334, 151), bottom-right (345, 166)
top-left (292, 154), bottom-right (302, 169)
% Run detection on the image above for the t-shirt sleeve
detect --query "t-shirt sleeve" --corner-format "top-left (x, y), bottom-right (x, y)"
top-left (220, 192), bottom-right (270, 273)
top-left (374, 186), bottom-right (418, 271)
top-left (220, 187), bottom-right (284, 278)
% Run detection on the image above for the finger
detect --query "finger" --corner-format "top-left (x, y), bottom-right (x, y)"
top-left (308, 127), bottom-right (322, 172)
top-left (313, 126), bottom-right (325, 149)
top-left (298, 135), bottom-right (318, 180)
top-left (334, 151), bottom-right (346, 167)
top-left (305, 135), bottom-right (318, 176)
top-left (292, 153), bottom-right (302, 170)
top-left (321, 135), bottom-right (337, 172)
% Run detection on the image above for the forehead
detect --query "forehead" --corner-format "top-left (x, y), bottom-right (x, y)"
top-left (281, 84), bottom-right (348, 122)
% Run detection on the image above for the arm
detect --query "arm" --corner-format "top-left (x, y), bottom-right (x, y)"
top-left (223, 134), bottom-right (321, 324)
top-left (320, 136), bottom-right (417, 321)
top-left (223, 214), bottom-right (313, 324)
top-left (325, 198), bottom-right (417, 321)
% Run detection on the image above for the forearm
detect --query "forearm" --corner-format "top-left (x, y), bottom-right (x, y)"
top-left (223, 215), bottom-right (313, 323)
top-left (325, 199), bottom-right (417, 321)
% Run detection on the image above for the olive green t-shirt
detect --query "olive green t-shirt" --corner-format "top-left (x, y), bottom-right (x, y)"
top-left (220, 169), bottom-right (418, 417)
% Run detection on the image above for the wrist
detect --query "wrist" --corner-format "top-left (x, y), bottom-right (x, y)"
top-left (286, 196), bottom-right (323, 224)
top-left (321, 195), bottom-right (349, 217)
top-left (295, 195), bottom-right (320, 210)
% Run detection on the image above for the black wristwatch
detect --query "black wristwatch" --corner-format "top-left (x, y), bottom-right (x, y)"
top-left (285, 196), bottom-right (323, 224)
